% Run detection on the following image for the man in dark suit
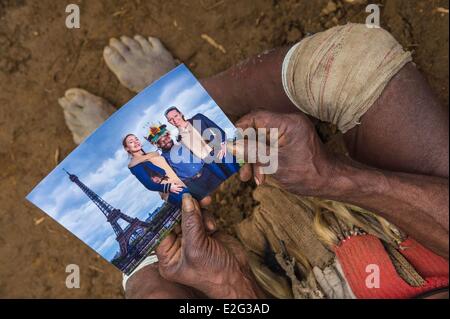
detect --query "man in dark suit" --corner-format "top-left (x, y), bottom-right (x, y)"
top-left (165, 106), bottom-right (240, 177)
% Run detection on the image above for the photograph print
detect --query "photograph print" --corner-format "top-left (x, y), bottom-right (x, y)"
top-left (26, 64), bottom-right (240, 275)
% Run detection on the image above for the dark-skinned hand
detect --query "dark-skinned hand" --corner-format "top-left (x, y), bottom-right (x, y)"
top-left (234, 110), bottom-right (335, 197)
top-left (155, 193), bottom-right (265, 299)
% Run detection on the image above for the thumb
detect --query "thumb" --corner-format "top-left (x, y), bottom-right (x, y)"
top-left (181, 193), bottom-right (207, 247)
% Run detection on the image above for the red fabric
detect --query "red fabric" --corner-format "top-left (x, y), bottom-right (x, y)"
top-left (334, 234), bottom-right (448, 299)
top-left (399, 238), bottom-right (449, 278)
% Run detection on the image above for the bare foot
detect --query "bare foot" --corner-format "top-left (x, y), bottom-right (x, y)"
top-left (103, 35), bottom-right (177, 93)
top-left (58, 88), bottom-right (116, 144)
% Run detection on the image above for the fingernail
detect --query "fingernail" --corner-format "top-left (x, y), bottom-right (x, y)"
top-left (254, 176), bottom-right (261, 185)
top-left (104, 46), bottom-right (111, 54)
top-left (182, 193), bottom-right (195, 212)
top-left (206, 220), bottom-right (216, 231)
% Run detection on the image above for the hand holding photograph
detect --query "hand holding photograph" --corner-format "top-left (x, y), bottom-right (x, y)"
top-left (26, 65), bottom-right (240, 275)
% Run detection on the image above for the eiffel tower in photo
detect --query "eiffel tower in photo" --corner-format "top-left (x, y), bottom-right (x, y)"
top-left (63, 169), bottom-right (150, 258)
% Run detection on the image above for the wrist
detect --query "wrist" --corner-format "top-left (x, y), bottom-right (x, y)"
top-left (287, 151), bottom-right (344, 198)
top-left (322, 154), bottom-right (388, 199)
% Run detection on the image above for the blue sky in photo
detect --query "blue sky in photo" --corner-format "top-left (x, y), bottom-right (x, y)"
top-left (26, 65), bottom-right (237, 263)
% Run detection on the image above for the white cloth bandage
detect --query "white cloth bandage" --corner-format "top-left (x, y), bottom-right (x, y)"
top-left (122, 253), bottom-right (159, 291)
top-left (282, 23), bottom-right (412, 133)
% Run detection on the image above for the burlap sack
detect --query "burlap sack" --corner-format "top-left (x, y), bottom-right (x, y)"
top-left (236, 184), bottom-right (425, 298)
top-left (236, 184), bottom-right (348, 298)
top-left (237, 184), bottom-right (334, 269)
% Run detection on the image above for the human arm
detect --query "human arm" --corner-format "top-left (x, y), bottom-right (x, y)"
top-left (131, 163), bottom-right (183, 194)
top-left (235, 111), bottom-right (449, 258)
top-left (194, 113), bottom-right (228, 159)
top-left (194, 113), bottom-right (227, 143)
top-left (325, 154), bottom-right (449, 258)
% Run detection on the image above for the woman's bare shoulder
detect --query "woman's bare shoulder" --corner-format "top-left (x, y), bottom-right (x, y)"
top-left (146, 151), bottom-right (161, 158)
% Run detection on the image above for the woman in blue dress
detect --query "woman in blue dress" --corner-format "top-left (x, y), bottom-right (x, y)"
top-left (122, 134), bottom-right (187, 207)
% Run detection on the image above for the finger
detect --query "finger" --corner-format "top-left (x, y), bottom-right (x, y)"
top-left (155, 231), bottom-right (177, 259)
top-left (199, 195), bottom-right (212, 208)
top-left (239, 163), bottom-right (253, 182)
top-left (202, 210), bottom-right (217, 234)
top-left (235, 111), bottom-right (282, 158)
top-left (213, 232), bottom-right (248, 265)
top-left (169, 236), bottom-right (182, 256)
top-left (235, 110), bottom-right (275, 131)
top-left (173, 224), bottom-right (182, 236)
top-left (181, 193), bottom-right (207, 247)
top-left (164, 236), bottom-right (181, 262)
top-left (231, 139), bottom-right (270, 183)
top-left (227, 138), bottom-right (258, 163)
top-left (252, 163), bottom-right (266, 186)
top-left (157, 236), bottom-right (182, 270)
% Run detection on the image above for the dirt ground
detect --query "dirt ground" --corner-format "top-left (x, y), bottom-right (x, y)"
top-left (0, 0), bottom-right (448, 298)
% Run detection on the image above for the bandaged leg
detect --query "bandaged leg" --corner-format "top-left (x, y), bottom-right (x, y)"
top-left (282, 23), bottom-right (412, 133)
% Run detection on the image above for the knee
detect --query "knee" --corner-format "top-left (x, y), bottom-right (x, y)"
top-left (282, 23), bottom-right (412, 133)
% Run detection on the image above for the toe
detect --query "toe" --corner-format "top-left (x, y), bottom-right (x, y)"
top-left (103, 46), bottom-right (126, 69)
top-left (109, 37), bottom-right (130, 57)
top-left (64, 88), bottom-right (91, 107)
top-left (58, 96), bottom-right (71, 110)
top-left (59, 97), bottom-right (82, 118)
top-left (147, 36), bottom-right (165, 51)
top-left (134, 35), bottom-right (153, 54)
top-left (64, 88), bottom-right (115, 117)
top-left (120, 35), bottom-right (142, 53)
top-left (61, 104), bottom-right (82, 131)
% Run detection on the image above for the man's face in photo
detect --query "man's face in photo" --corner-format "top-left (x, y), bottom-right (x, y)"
top-left (156, 133), bottom-right (174, 151)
